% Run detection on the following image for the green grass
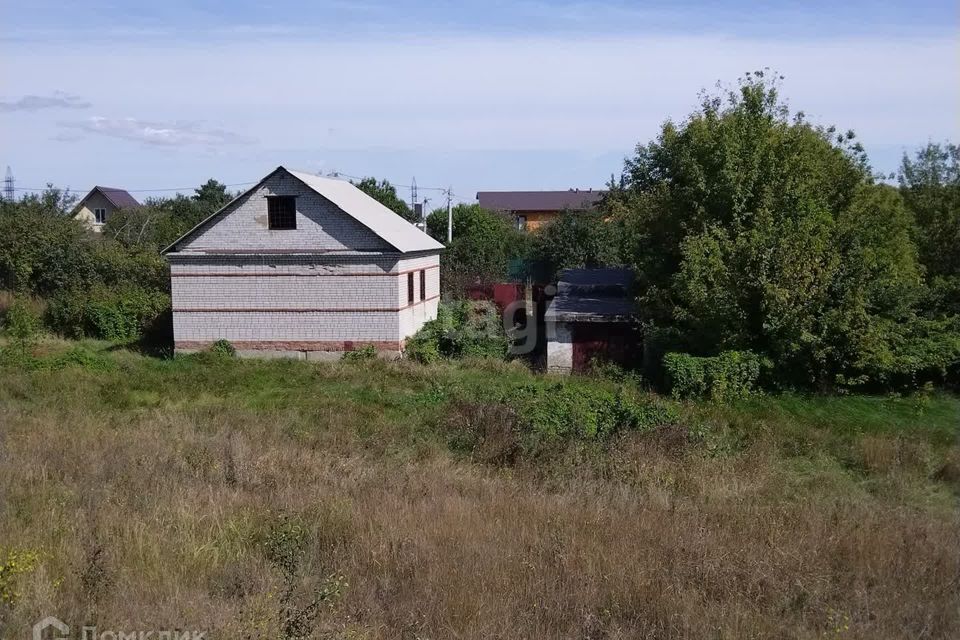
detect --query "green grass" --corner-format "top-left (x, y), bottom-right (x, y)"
top-left (4, 339), bottom-right (958, 491)
top-left (0, 339), bottom-right (958, 639)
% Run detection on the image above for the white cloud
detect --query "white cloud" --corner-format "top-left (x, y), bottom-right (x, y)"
top-left (0, 91), bottom-right (90, 112)
top-left (59, 116), bottom-right (255, 147)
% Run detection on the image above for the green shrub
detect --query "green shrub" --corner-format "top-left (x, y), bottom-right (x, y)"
top-left (503, 380), bottom-right (678, 447)
top-left (588, 356), bottom-right (644, 386)
top-left (47, 285), bottom-right (171, 342)
top-left (210, 339), bottom-right (237, 358)
top-left (342, 344), bottom-right (377, 362)
top-left (2, 297), bottom-right (41, 358)
top-left (406, 301), bottom-right (509, 363)
top-left (405, 332), bottom-right (442, 364)
top-left (91, 242), bottom-right (169, 292)
top-left (663, 350), bottom-right (763, 401)
top-left (49, 346), bottom-right (114, 371)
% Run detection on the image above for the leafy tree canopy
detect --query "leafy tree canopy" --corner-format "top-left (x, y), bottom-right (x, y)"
top-left (193, 178), bottom-right (232, 211)
top-left (606, 70), bottom-right (958, 389)
top-left (899, 143), bottom-right (960, 315)
top-left (353, 177), bottom-right (417, 223)
top-left (426, 204), bottom-right (528, 295)
top-left (528, 211), bottom-right (622, 278)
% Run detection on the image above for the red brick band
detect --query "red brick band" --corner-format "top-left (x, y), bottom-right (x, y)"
top-left (173, 295), bottom-right (440, 314)
top-left (170, 265), bottom-right (439, 278)
top-left (175, 340), bottom-right (404, 352)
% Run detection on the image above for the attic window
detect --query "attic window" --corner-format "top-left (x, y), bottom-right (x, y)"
top-left (267, 196), bottom-right (297, 230)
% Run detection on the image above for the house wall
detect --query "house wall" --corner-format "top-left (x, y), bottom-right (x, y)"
top-left (546, 320), bottom-right (641, 374)
top-left (395, 254), bottom-right (441, 340)
top-left (74, 192), bottom-right (117, 232)
top-left (546, 320), bottom-right (573, 373)
top-left (520, 210), bottom-right (562, 231)
top-left (182, 171), bottom-right (392, 253)
top-left (170, 254), bottom-right (440, 358)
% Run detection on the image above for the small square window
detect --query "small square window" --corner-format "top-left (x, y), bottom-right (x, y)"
top-left (94, 208), bottom-right (107, 224)
top-left (516, 215), bottom-right (527, 231)
top-left (407, 272), bottom-right (415, 305)
top-left (267, 196), bottom-right (297, 230)
top-left (419, 270), bottom-right (426, 301)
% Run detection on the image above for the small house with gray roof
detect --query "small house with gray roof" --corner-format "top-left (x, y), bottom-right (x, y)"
top-left (73, 186), bottom-right (141, 231)
top-left (163, 166), bottom-right (444, 360)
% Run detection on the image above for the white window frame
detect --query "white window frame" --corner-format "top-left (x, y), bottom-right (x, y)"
top-left (94, 207), bottom-right (107, 224)
top-left (516, 215), bottom-right (527, 231)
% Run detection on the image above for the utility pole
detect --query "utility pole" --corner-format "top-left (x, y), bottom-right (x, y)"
top-left (421, 197), bottom-right (430, 228)
top-left (445, 186), bottom-right (453, 243)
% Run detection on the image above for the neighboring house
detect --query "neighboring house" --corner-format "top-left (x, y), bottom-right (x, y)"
top-left (73, 186), bottom-right (140, 231)
top-left (476, 189), bottom-right (605, 231)
top-left (163, 166), bottom-right (444, 360)
top-left (545, 268), bottom-right (641, 374)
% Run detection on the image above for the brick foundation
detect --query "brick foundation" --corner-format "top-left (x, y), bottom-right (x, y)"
top-left (175, 339), bottom-right (404, 352)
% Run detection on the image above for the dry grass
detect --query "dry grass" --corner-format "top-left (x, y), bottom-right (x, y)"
top-left (0, 291), bottom-right (46, 322)
top-left (0, 343), bottom-right (958, 639)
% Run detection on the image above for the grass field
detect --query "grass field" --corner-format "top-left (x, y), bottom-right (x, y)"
top-left (0, 341), bottom-right (958, 639)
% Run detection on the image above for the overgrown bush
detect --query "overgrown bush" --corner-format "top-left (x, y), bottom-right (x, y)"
top-left (504, 380), bottom-right (678, 445)
top-left (1, 297), bottom-right (41, 358)
top-left (663, 350), bottom-right (763, 401)
top-left (341, 344), bottom-right (377, 362)
top-left (405, 301), bottom-right (509, 363)
top-left (425, 204), bottom-right (529, 296)
top-left (210, 339), bottom-right (237, 358)
top-left (3, 298), bottom-right (41, 340)
top-left (47, 285), bottom-right (171, 342)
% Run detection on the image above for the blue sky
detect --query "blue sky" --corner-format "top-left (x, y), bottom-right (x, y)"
top-left (2, 1), bottom-right (957, 204)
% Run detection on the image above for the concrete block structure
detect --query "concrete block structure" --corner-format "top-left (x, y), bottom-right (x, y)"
top-left (163, 167), bottom-right (444, 359)
top-left (545, 268), bottom-right (641, 374)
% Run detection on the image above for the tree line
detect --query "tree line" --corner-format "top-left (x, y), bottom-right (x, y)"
top-left (1, 71), bottom-right (957, 390)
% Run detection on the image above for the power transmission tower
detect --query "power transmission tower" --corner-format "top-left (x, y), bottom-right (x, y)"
top-left (411, 177), bottom-right (424, 226)
top-left (4, 166), bottom-right (13, 201)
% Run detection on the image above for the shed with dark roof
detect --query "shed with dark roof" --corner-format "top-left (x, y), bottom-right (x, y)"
top-left (545, 268), bottom-right (641, 373)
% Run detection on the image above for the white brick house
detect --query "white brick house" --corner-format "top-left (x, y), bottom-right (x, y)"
top-left (163, 167), bottom-right (443, 359)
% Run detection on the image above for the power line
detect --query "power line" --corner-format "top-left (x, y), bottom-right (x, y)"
top-left (324, 170), bottom-right (447, 191)
top-left (11, 171), bottom-right (465, 201)
top-left (12, 181), bottom-right (258, 194)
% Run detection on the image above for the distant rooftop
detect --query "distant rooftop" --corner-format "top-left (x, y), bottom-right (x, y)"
top-left (477, 189), bottom-right (605, 212)
top-left (85, 186), bottom-right (141, 209)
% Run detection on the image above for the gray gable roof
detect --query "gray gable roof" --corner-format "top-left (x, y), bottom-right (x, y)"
top-left (164, 166), bottom-right (443, 255)
top-left (286, 170), bottom-right (443, 253)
